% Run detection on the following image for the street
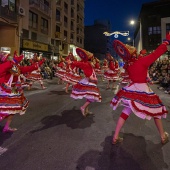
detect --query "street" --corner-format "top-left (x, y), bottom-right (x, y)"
top-left (0, 78), bottom-right (170, 170)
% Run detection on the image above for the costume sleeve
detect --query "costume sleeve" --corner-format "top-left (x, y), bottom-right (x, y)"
top-left (71, 61), bottom-right (84, 70)
top-left (140, 43), bottom-right (167, 67)
top-left (19, 64), bottom-right (38, 74)
top-left (0, 61), bottom-right (13, 75)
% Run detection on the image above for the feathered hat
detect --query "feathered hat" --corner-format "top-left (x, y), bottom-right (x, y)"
top-left (76, 48), bottom-right (93, 61)
top-left (113, 40), bottom-right (137, 62)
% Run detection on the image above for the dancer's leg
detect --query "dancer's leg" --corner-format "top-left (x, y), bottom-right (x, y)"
top-left (112, 107), bottom-right (132, 144)
top-left (65, 83), bottom-right (70, 93)
top-left (154, 118), bottom-right (169, 144)
top-left (40, 80), bottom-right (46, 89)
top-left (28, 81), bottom-right (33, 90)
top-left (112, 80), bottom-right (115, 89)
top-left (80, 100), bottom-right (91, 117)
top-left (3, 115), bottom-right (17, 132)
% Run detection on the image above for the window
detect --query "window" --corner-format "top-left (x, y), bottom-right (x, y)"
top-left (64, 16), bottom-right (68, 27)
top-left (29, 11), bottom-right (38, 29)
top-left (80, 38), bottom-right (82, 44)
top-left (64, 2), bottom-right (68, 14)
top-left (64, 30), bottom-right (67, 37)
top-left (71, 0), bottom-right (74, 5)
top-left (148, 26), bottom-right (161, 35)
top-left (9, 0), bottom-right (16, 12)
top-left (166, 23), bottom-right (170, 32)
top-left (1, 0), bottom-right (16, 11)
top-left (56, 25), bottom-right (60, 32)
top-left (56, 9), bottom-right (60, 22)
top-left (41, 17), bottom-right (48, 34)
top-left (71, 21), bottom-right (74, 30)
top-left (70, 33), bottom-right (74, 39)
top-left (71, 8), bottom-right (74, 18)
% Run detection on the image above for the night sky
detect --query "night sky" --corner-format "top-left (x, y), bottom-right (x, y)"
top-left (84, 0), bottom-right (157, 42)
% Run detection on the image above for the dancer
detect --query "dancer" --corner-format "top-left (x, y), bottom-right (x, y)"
top-left (94, 57), bottom-right (103, 81)
top-left (0, 51), bottom-right (42, 132)
top-left (26, 53), bottom-right (46, 90)
top-left (110, 33), bottom-right (170, 145)
top-left (68, 48), bottom-right (102, 117)
top-left (55, 56), bottom-right (66, 84)
top-left (64, 53), bottom-right (82, 93)
top-left (104, 53), bottom-right (119, 89)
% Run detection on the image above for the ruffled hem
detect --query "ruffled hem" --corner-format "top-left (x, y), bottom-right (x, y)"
top-left (110, 87), bottom-right (168, 120)
top-left (71, 93), bottom-right (101, 102)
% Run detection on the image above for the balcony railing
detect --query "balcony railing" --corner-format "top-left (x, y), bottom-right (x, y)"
top-left (0, 6), bottom-right (17, 22)
top-left (55, 32), bottom-right (61, 39)
top-left (29, 0), bottom-right (51, 16)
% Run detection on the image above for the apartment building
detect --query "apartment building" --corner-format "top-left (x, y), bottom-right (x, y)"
top-left (54, 0), bottom-right (84, 58)
top-left (135, 0), bottom-right (170, 56)
top-left (0, 0), bottom-right (19, 54)
top-left (0, 0), bottom-right (85, 59)
top-left (84, 20), bottom-right (112, 60)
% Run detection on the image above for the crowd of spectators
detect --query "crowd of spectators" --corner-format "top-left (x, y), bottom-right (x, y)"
top-left (149, 56), bottom-right (170, 94)
top-left (20, 57), bottom-right (57, 80)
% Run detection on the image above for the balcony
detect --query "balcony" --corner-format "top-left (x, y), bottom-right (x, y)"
top-left (29, 0), bottom-right (51, 17)
top-left (0, 6), bottom-right (17, 22)
top-left (55, 32), bottom-right (61, 39)
top-left (56, 0), bottom-right (62, 9)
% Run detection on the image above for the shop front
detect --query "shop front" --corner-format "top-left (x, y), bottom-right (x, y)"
top-left (21, 39), bottom-right (52, 59)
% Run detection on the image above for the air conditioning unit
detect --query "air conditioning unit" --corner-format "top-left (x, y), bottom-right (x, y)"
top-left (19, 6), bottom-right (25, 16)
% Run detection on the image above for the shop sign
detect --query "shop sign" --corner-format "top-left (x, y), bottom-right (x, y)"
top-left (1, 47), bottom-right (11, 53)
top-left (23, 40), bottom-right (48, 52)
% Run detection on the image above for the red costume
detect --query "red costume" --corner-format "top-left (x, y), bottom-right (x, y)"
top-left (0, 53), bottom-right (40, 120)
top-left (70, 48), bottom-right (101, 103)
top-left (111, 40), bottom-right (169, 120)
top-left (104, 54), bottom-right (119, 81)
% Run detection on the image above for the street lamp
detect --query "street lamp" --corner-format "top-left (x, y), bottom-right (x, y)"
top-left (130, 20), bottom-right (135, 25)
top-left (130, 19), bottom-right (143, 52)
top-left (130, 20), bottom-right (135, 46)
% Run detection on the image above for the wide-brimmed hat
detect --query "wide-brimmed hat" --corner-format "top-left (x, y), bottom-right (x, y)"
top-left (113, 40), bottom-right (136, 62)
top-left (76, 48), bottom-right (93, 61)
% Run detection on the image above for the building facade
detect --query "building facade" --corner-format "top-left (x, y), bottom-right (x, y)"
top-left (0, 0), bottom-right (85, 60)
top-left (135, 0), bottom-right (170, 56)
top-left (84, 20), bottom-right (112, 60)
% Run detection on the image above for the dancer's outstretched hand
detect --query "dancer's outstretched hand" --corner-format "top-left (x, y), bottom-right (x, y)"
top-left (13, 54), bottom-right (23, 64)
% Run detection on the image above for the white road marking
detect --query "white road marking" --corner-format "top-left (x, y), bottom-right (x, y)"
top-left (0, 147), bottom-right (8, 155)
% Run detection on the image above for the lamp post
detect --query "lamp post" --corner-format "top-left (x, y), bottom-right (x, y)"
top-left (130, 19), bottom-right (143, 52)
top-left (130, 20), bottom-right (135, 46)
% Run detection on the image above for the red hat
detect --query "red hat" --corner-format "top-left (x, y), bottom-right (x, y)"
top-left (76, 48), bottom-right (93, 61)
top-left (113, 40), bottom-right (137, 62)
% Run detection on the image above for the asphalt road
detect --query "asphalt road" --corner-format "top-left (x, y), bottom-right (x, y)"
top-left (0, 78), bottom-right (170, 170)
